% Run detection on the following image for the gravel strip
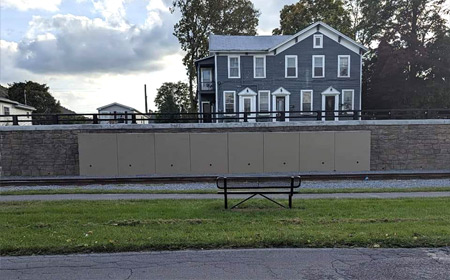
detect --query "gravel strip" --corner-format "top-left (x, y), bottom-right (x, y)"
top-left (1, 178), bottom-right (449, 192)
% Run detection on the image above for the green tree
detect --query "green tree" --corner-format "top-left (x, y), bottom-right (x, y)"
top-left (7, 81), bottom-right (61, 114)
top-left (172, 0), bottom-right (260, 112)
top-left (272, 0), bottom-right (353, 37)
top-left (154, 81), bottom-right (191, 116)
top-left (363, 0), bottom-right (450, 109)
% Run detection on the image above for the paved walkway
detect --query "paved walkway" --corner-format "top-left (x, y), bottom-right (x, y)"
top-left (1, 192), bottom-right (450, 202)
top-left (2, 248), bottom-right (450, 280)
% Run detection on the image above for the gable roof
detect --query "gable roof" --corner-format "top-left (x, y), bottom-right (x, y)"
top-left (208, 22), bottom-right (368, 54)
top-left (210, 35), bottom-right (291, 52)
top-left (269, 21), bottom-right (368, 53)
top-left (97, 102), bottom-right (137, 112)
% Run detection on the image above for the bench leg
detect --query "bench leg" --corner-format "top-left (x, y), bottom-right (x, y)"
top-left (289, 195), bottom-right (292, 209)
top-left (224, 193), bottom-right (228, 209)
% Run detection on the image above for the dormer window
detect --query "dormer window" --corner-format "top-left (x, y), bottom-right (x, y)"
top-left (313, 34), bottom-right (323, 48)
top-left (228, 56), bottom-right (240, 78)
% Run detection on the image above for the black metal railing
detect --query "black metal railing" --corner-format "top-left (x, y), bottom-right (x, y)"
top-left (1, 109), bottom-right (450, 126)
top-left (200, 82), bottom-right (214, 91)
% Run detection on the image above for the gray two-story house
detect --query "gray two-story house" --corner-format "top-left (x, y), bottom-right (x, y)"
top-left (195, 22), bottom-right (368, 122)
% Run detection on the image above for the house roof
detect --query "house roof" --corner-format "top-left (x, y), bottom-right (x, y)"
top-left (0, 97), bottom-right (36, 111)
top-left (209, 35), bottom-right (291, 52)
top-left (208, 22), bottom-right (368, 53)
top-left (97, 102), bottom-right (138, 112)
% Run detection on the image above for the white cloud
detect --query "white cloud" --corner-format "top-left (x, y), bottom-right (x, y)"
top-left (14, 0), bottom-right (179, 75)
top-left (0, 0), bottom-right (186, 113)
top-left (0, 0), bottom-right (62, 12)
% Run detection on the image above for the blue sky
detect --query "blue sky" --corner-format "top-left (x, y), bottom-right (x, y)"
top-left (1, 0), bottom-right (449, 112)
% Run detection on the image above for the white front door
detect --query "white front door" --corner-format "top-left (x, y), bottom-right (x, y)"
top-left (239, 96), bottom-right (256, 122)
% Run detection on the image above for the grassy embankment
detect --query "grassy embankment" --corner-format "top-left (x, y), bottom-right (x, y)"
top-left (1, 198), bottom-right (449, 255)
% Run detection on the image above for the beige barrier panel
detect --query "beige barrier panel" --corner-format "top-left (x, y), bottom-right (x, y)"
top-left (117, 134), bottom-right (156, 176)
top-left (264, 132), bottom-right (300, 173)
top-left (155, 133), bottom-right (191, 174)
top-left (335, 131), bottom-right (371, 172)
top-left (228, 133), bottom-right (264, 173)
top-left (190, 133), bottom-right (228, 174)
top-left (78, 133), bottom-right (118, 176)
top-left (300, 132), bottom-right (335, 172)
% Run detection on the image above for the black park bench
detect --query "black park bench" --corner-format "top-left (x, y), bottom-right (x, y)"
top-left (216, 176), bottom-right (302, 209)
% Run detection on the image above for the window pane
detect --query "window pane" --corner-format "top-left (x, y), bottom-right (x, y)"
top-left (315, 37), bottom-right (321, 46)
top-left (314, 56), bottom-right (323, 66)
top-left (230, 68), bottom-right (239, 77)
top-left (342, 91), bottom-right (353, 110)
top-left (225, 92), bottom-right (235, 113)
top-left (287, 67), bottom-right (296, 77)
top-left (230, 58), bottom-right (238, 68)
top-left (259, 92), bottom-right (269, 112)
top-left (302, 92), bottom-right (312, 111)
top-left (202, 69), bottom-right (211, 81)
top-left (314, 67), bottom-right (323, 77)
top-left (340, 57), bottom-right (349, 76)
top-left (255, 68), bottom-right (264, 77)
top-left (255, 57), bottom-right (264, 68)
top-left (287, 57), bottom-right (296, 67)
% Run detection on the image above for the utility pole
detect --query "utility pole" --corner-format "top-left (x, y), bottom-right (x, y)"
top-left (144, 84), bottom-right (148, 113)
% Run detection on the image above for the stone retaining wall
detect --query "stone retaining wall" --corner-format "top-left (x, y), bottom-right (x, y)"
top-left (1, 120), bottom-right (449, 177)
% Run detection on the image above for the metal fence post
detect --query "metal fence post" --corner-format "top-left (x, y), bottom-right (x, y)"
top-left (53, 114), bottom-right (59, 125)
top-left (93, 114), bottom-right (98, 124)
top-left (12, 115), bottom-right (19, 126)
top-left (244, 112), bottom-right (248, 122)
top-left (316, 111), bottom-right (322, 121)
top-left (131, 114), bottom-right (137, 124)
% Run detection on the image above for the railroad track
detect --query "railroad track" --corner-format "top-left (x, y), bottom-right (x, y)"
top-left (1, 171), bottom-right (450, 186)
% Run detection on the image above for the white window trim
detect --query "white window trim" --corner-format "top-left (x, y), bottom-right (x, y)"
top-left (253, 55), bottom-right (266, 79)
top-left (338, 55), bottom-right (351, 78)
top-left (313, 34), bottom-right (323, 48)
top-left (285, 55), bottom-right (298, 78)
top-left (228, 56), bottom-right (240, 79)
top-left (312, 55), bottom-right (325, 78)
top-left (341, 89), bottom-right (355, 111)
top-left (223, 90), bottom-right (236, 116)
top-left (258, 90), bottom-right (271, 115)
top-left (300, 90), bottom-right (314, 113)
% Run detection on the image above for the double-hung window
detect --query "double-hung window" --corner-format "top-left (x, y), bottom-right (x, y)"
top-left (312, 55), bottom-right (325, 78)
top-left (285, 55), bottom-right (297, 78)
top-left (258, 90), bottom-right (270, 114)
top-left (254, 56), bottom-right (266, 78)
top-left (224, 91), bottom-right (236, 114)
top-left (228, 56), bottom-right (240, 78)
top-left (338, 55), bottom-right (350, 77)
top-left (301, 90), bottom-right (313, 112)
top-left (341, 90), bottom-right (354, 111)
top-left (201, 68), bottom-right (213, 90)
top-left (313, 34), bottom-right (323, 48)
top-left (3, 106), bottom-right (10, 115)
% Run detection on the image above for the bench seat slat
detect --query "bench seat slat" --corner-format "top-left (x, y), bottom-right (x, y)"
top-left (218, 191), bottom-right (299, 195)
top-left (217, 185), bottom-right (300, 190)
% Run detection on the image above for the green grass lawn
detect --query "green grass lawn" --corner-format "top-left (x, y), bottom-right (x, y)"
top-left (1, 198), bottom-right (450, 256)
top-left (2, 186), bottom-right (450, 195)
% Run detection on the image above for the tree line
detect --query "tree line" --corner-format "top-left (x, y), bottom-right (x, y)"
top-left (161, 0), bottom-right (449, 113)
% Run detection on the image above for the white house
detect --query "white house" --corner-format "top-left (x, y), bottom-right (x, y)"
top-left (0, 87), bottom-right (36, 126)
top-left (97, 102), bottom-right (149, 124)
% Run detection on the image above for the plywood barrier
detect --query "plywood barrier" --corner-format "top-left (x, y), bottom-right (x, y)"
top-left (78, 131), bottom-right (371, 176)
